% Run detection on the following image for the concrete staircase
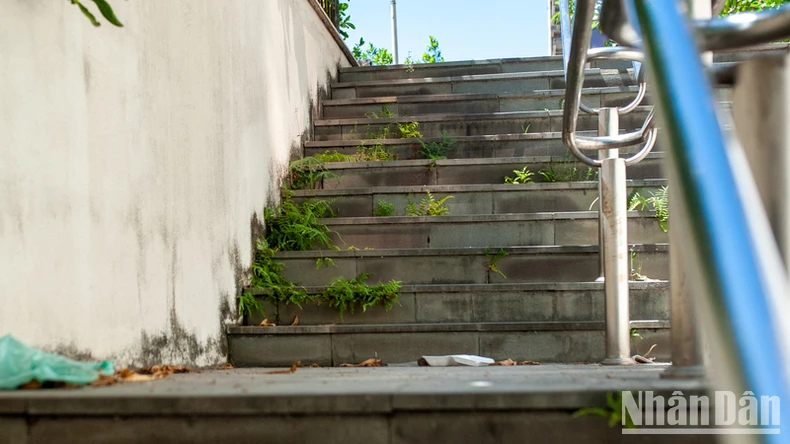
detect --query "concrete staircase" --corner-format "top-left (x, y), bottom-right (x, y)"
top-left (227, 56), bottom-right (676, 367)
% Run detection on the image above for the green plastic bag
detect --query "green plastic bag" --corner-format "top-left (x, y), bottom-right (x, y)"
top-left (0, 334), bottom-right (114, 389)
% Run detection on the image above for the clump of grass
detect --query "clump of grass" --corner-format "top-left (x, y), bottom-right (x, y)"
top-left (628, 186), bottom-right (669, 232)
top-left (313, 150), bottom-right (355, 163)
top-left (374, 200), bottom-right (395, 217)
top-left (418, 130), bottom-right (455, 160)
top-left (238, 239), bottom-right (313, 322)
top-left (288, 157), bottom-right (338, 190)
top-left (398, 121), bottom-right (423, 139)
top-left (318, 273), bottom-right (402, 320)
top-left (264, 195), bottom-right (338, 251)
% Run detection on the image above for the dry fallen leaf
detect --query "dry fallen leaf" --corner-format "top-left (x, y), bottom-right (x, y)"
top-left (492, 358), bottom-right (517, 366)
top-left (217, 363), bottom-right (234, 370)
top-left (18, 380), bottom-right (43, 390)
top-left (519, 360), bottom-right (541, 366)
top-left (117, 369), bottom-right (156, 382)
top-left (291, 316), bottom-right (299, 326)
top-left (310, 363), bottom-right (321, 368)
top-left (339, 358), bottom-right (382, 367)
top-left (90, 374), bottom-right (119, 387)
top-left (265, 361), bottom-right (301, 374)
top-left (260, 319), bottom-right (276, 327)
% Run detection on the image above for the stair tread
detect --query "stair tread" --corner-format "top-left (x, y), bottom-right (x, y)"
top-left (246, 280), bottom-right (668, 294)
top-left (273, 243), bottom-right (668, 258)
top-left (322, 87), bottom-right (640, 106)
top-left (228, 319), bottom-right (669, 335)
top-left (305, 132), bottom-right (593, 148)
top-left (288, 178), bottom-right (666, 196)
top-left (322, 211), bottom-right (660, 225)
top-left (330, 68), bottom-right (603, 89)
top-left (318, 153), bottom-right (664, 170)
top-left (315, 106), bottom-right (651, 126)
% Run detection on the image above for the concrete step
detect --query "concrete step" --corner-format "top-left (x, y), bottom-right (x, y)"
top-left (317, 155), bottom-right (664, 189)
top-left (0, 366), bottom-right (713, 444)
top-left (305, 132), bottom-right (646, 159)
top-left (314, 107), bottom-right (651, 141)
top-left (322, 87), bottom-right (645, 119)
top-left (244, 281), bottom-right (669, 327)
top-left (338, 56), bottom-right (635, 82)
top-left (289, 180), bottom-right (667, 217)
top-left (336, 45), bottom-right (786, 84)
top-left (331, 68), bottom-right (636, 100)
top-left (324, 212), bottom-right (668, 250)
top-left (273, 245), bottom-right (668, 287)
top-left (227, 320), bottom-right (670, 367)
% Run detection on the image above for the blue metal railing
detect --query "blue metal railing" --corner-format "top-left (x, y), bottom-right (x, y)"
top-left (559, 0), bottom-right (790, 439)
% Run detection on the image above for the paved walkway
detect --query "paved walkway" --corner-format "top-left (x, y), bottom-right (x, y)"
top-left (1, 364), bottom-right (707, 415)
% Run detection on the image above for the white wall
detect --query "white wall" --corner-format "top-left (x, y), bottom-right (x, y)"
top-left (0, 0), bottom-right (351, 366)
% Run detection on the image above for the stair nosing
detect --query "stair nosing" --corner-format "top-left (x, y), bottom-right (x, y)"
top-left (321, 211), bottom-right (661, 226)
top-left (273, 244), bottom-right (669, 259)
top-left (329, 68), bottom-right (601, 89)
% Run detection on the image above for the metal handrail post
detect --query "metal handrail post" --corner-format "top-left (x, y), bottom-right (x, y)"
top-left (661, 0), bottom-right (709, 381)
top-left (732, 54), bottom-right (790, 274)
top-left (599, 108), bottom-right (634, 366)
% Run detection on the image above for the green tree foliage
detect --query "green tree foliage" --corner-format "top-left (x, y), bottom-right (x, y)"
top-left (352, 38), bottom-right (394, 65)
top-left (720, 0), bottom-right (790, 15)
top-left (70, 0), bottom-right (123, 27)
top-left (405, 36), bottom-right (446, 65)
top-left (338, 1), bottom-right (355, 39)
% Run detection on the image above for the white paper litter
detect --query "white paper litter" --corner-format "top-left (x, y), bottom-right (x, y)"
top-left (420, 354), bottom-right (494, 367)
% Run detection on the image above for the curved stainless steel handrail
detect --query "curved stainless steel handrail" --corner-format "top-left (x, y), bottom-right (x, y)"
top-left (561, 0), bottom-right (655, 167)
top-left (697, 4), bottom-right (790, 51)
top-left (623, 1), bottom-right (790, 441)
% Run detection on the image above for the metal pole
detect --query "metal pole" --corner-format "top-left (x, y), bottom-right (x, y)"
top-left (661, 0), bottom-right (710, 380)
top-left (596, 111), bottom-right (618, 282)
top-left (599, 108), bottom-right (634, 366)
top-left (732, 54), bottom-right (790, 274)
top-left (390, 0), bottom-right (399, 64)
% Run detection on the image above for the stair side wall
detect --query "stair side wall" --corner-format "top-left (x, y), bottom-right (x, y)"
top-left (0, 0), bottom-right (351, 366)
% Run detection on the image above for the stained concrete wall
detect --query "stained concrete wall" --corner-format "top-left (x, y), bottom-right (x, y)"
top-left (0, 0), bottom-right (352, 366)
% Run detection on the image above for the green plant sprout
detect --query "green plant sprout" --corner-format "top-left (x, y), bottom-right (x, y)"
top-left (485, 248), bottom-right (508, 279)
top-left (418, 131), bottom-right (455, 160)
top-left (573, 392), bottom-right (636, 429)
top-left (505, 167), bottom-right (535, 184)
top-left (374, 200), bottom-right (395, 217)
top-left (405, 191), bottom-right (453, 216)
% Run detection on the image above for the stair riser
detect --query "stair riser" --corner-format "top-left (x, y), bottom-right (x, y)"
top-left (306, 138), bottom-right (649, 160)
top-left (314, 111), bottom-right (648, 141)
top-left (247, 288), bottom-right (668, 326)
top-left (322, 158), bottom-right (663, 189)
top-left (292, 184), bottom-right (665, 217)
top-left (276, 250), bottom-right (667, 286)
top-left (323, 92), bottom-right (644, 119)
top-left (0, 412), bottom-right (716, 444)
top-left (228, 328), bottom-right (670, 367)
top-left (338, 59), bottom-right (631, 82)
top-left (332, 73), bottom-right (635, 100)
top-left (326, 217), bottom-right (667, 249)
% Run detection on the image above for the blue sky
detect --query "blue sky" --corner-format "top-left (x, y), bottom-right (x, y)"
top-left (342, 0), bottom-right (553, 63)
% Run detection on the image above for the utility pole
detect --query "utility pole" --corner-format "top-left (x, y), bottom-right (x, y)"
top-left (391, 0), bottom-right (399, 64)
